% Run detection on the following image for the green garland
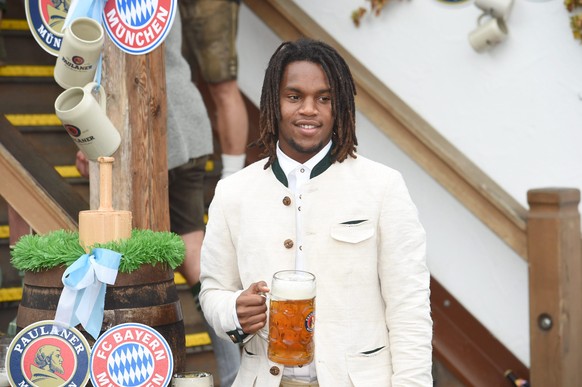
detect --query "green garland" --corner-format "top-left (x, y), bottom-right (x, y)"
top-left (11, 229), bottom-right (185, 273)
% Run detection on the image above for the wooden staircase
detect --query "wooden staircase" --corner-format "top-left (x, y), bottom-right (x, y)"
top-left (0, 3), bottom-right (81, 284)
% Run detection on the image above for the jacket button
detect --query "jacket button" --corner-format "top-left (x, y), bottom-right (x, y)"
top-left (284, 239), bottom-right (294, 249)
top-left (270, 366), bottom-right (280, 376)
top-left (282, 196), bottom-right (292, 206)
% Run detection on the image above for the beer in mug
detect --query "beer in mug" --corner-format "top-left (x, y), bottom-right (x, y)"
top-left (267, 270), bottom-right (316, 366)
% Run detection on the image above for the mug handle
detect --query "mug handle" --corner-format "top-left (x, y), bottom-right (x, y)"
top-left (477, 12), bottom-right (491, 26)
top-left (257, 292), bottom-right (270, 341)
top-left (83, 81), bottom-right (107, 111)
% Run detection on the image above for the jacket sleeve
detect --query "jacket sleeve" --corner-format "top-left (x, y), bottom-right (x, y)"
top-left (199, 180), bottom-right (244, 341)
top-left (379, 171), bottom-right (433, 386)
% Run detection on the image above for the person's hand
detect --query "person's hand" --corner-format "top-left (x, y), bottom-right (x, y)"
top-left (236, 281), bottom-right (270, 334)
top-left (75, 150), bottom-right (90, 178)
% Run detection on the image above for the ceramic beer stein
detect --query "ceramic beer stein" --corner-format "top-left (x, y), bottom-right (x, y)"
top-left (475, 0), bottom-right (514, 20)
top-left (468, 15), bottom-right (508, 53)
top-left (55, 82), bottom-right (121, 161)
top-left (54, 17), bottom-right (104, 89)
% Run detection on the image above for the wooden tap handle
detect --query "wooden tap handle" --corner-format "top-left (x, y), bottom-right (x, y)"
top-left (98, 156), bottom-right (115, 211)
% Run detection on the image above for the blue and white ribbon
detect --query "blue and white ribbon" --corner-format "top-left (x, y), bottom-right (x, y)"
top-left (55, 248), bottom-right (122, 340)
top-left (63, 0), bottom-right (107, 30)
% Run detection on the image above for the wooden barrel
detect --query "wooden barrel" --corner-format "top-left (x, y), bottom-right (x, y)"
top-left (16, 263), bottom-right (185, 373)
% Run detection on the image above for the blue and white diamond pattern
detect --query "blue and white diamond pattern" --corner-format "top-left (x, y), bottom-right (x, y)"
top-left (108, 343), bottom-right (154, 386)
top-left (116, 0), bottom-right (158, 28)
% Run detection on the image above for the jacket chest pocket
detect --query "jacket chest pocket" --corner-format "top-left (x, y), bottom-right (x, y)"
top-left (330, 220), bottom-right (375, 244)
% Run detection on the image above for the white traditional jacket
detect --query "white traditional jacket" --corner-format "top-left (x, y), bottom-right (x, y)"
top-left (200, 152), bottom-right (433, 387)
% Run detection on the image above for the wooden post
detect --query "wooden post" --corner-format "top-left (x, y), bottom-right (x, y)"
top-left (527, 188), bottom-right (582, 386)
top-left (7, 205), bottom-right (32, 247)
top-left (89, 38), bottom-right (169, 232)
top-left (84, 37), bottom-right (186, 372)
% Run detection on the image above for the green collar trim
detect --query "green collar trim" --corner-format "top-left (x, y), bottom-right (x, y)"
top-left (272, 158), bottom-right (288, 187)
top-left (272, 149), bottom-right (333, 187)
top-left (310, 150), bottom-right (332, 179)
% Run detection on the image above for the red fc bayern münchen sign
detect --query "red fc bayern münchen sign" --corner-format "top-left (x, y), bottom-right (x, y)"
top-left (103, 0), bottom-right (176, 55)
top-left (90, 322), bottom-right (174, 387)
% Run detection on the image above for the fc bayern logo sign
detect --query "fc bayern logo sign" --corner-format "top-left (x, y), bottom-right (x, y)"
top-left (103, 0), bottom-right (176, 55)
top-left (90, 322), bottom-right (174, 387)
top-left (25, 0), bottom-right (70, 56)
top-left (6, 320), bottom-right (91, 387)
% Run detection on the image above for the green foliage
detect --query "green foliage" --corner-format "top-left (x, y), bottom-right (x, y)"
top-left (11, 229), bottom-right (185, 273)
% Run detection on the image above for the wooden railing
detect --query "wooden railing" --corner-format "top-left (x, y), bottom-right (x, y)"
top-left (527, 188), bottom-right (582, 386)
top-left (0, 116), bottom-right (86, 234)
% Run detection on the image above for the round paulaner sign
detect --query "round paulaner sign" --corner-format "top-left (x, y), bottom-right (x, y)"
top-left (103, 0), bottom-right (176, 55)
top-left (6, 320), bottom-right (91, 387)
top-left (90, 322), bottom-right (174, 387)
top-left (24, 0), bottom-right (69, 56)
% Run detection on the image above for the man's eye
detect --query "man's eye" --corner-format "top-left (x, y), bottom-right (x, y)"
top-left (288, 95), bottom-right (300, 101)
top-left (319, 96), bottom-right (331, 102)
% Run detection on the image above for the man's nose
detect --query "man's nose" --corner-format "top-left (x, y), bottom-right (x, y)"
top-left (299, 98), bottom-right (317, 115)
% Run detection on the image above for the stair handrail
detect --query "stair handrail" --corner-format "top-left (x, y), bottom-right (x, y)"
top-left (0, 115), bottom-right (86, 234)
top-left (243, 0), bottom-right (529, 260)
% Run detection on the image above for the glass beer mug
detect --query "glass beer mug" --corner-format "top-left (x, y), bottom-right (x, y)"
top-left (172, 371), bottom-right (214, 387)
top-left (267, 270), bottom-right (316, 366)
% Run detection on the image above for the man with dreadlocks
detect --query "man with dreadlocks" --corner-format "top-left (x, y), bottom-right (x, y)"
top-left (199, 38), bottom-right (432, 387)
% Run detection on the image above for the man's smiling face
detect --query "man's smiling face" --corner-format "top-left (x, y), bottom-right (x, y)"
top-left (278, 60), bottom-right (334, 164)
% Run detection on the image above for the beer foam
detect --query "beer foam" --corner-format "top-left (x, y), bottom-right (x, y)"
top-left (271, 273), bottom-right (315, 300)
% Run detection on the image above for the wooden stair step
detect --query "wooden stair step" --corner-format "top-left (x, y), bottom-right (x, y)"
top-left (0, 82), bottom-right (62, 112)
top-left (0, 65), bottom-right (55, 79)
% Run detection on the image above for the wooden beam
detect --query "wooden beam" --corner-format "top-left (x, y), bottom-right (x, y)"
top-left (97, 38), bottom-right (169, 231)
top-left (0, 117), bottom-right (85, 233)
top-left (243, 0), bottom-right (528, 260)
top-left (527, 188), bottom-right (582, 386)
top-left (0, 147), bottom-right (75, 232)
top-left (431, 277), bottom-right (529, 386)
top-left (8, 205), bottom-right (32, 245)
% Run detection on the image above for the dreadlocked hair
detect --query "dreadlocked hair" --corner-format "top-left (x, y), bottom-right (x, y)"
top-left (254, 38), bottom-right (358, 169)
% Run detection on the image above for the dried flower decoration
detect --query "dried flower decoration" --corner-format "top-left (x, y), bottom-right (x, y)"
top-left (370, 0), bottom-right (390, 15)
top-left (351, 7), bottom-right (367, 27)
top-left (352, 0), bottom-right (390, 27)
top-left (565, 0), bottom-right (582, 12)
top-left (571, 14), bottom-right (582, 41)
top-left (565, 0), bottom-right (582, 41)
